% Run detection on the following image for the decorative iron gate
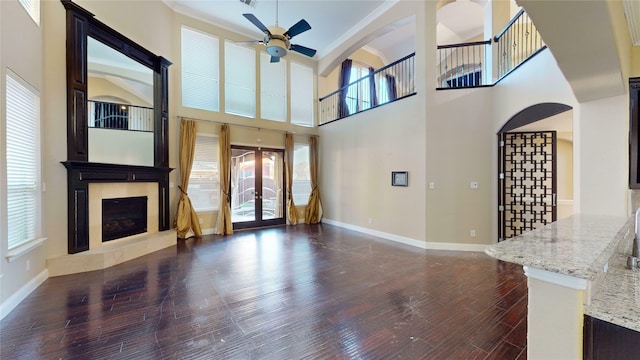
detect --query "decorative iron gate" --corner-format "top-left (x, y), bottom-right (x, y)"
top-left (498, 131), bottom-right (557, 241)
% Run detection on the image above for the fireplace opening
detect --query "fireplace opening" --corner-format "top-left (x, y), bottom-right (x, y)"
top-left (102, 196), bottom-right (148, 242)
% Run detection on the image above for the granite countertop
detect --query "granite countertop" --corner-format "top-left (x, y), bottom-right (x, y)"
top-left (486, 214), bottom-right (640, 333)
top-left (485, 215), bottom-right (631, 280)
top-left (586, 253), bottom-right (640, 332)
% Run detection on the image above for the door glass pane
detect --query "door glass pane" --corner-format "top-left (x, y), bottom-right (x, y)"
top-left (262, 151), bottom-right (283, 220)
top-left (231, 148), bottom-right (256, 222)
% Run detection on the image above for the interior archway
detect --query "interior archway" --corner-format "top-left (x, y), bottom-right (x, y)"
top-left (497, 102), bottom-right (573, 241)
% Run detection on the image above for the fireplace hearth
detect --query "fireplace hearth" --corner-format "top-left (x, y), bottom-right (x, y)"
top-left (102, 196), bottom-right (148, 242)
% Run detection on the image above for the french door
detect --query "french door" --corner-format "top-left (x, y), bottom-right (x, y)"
top-left (230, 146), bottom-right (285, 230)
top-left (498, 131), bottom-right (557, 241)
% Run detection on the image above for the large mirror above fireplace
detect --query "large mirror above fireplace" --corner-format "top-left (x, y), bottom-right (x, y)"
top-left (61, 0), bottom-right (172, 254)
top-left (87, 36), bottom-right (154, 166)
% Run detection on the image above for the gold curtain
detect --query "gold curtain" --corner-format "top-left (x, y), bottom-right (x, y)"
top-left (216, 124), bottom-right (233, 235)
top-left (305, 136), bottom-right (322, 224)
top-left (174, 119), bottom-right (202, 238)
top-left (284, 133), bottom-right (299, 224)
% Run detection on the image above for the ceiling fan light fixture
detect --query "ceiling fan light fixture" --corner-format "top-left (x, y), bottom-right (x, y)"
top-left (266, 38), bottom-right (288, 57)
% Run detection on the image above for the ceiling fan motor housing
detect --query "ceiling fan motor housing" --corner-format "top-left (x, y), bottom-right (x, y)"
top-left (265, 29), bottom-right (290, 57)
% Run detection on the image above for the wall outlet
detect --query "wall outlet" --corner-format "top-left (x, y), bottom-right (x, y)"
top-left (368, 218), bottom-right (372, 224)
top-left (470, 230), bottom-right (477, 237)
top-left (470, 181), bottom-right (479, 189)
top-left (429, 182), bottom-right (435, 189)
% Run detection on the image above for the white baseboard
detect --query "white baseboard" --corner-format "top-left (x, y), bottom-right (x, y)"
top-left (321, 218), bottom-right (489, 252)
top-left (0, 269), bottom-right (49, 320)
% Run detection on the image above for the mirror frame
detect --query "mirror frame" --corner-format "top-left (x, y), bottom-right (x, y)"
top-left (62, 0), bottom-right (170, 165)
top-left (61, 0), bottom-right (172, 254)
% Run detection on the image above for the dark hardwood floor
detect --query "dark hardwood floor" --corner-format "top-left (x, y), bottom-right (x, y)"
top-left (0, 224), bottom-right (527, 359)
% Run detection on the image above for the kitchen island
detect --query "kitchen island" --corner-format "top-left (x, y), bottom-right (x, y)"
top-left (486, 214), bottom-right (637, 359)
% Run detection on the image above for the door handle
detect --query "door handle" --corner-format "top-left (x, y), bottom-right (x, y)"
top-left (552, 193), bottom-right (557, 207)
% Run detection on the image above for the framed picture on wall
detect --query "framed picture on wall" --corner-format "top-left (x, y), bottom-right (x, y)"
top-left (392, 171), bottom-right (408, 186)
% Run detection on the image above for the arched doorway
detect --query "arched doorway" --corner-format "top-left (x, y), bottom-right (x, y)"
top-left (497, 103), bottom-right (573, 241)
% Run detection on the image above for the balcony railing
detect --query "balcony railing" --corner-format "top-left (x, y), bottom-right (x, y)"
top-left (88, 100), bottom-right (154, 132)
top-left (319, 53), bottom-right (416, 125)
top-left (437, 40), bottom-right (491, 88)
top-left (437, 8), bottom-right (546, 89)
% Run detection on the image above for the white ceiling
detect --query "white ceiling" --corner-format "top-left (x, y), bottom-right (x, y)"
top-left (163, 0), bottom-right (487, 64)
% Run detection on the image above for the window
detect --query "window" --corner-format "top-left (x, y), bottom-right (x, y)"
top-left (292, 143), bottom-right (311, 205)
top-left (18, 0), bottom-right (40, 25)
top-left (225, 41), bottom-right (256, 118)
top-left (290, 62), bottom-right (314, 127)
top-left (182, 26), bottom-right (219, 112)
top-left (260, 53), bottom-right (287, 122)
top-left (189, 134), bottom-right (219, 212)
top-left (5, 70), bottom-right (41, 249)
top-left (346, 63), bottom-right (372, 114)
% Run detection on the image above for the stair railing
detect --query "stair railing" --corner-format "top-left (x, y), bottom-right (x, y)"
top-left (494, 8), bottom-right (546, 80)
top-left (437, 8), bottom-right (546, 89)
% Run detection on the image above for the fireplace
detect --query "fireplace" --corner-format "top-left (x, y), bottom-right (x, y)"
top-left (102, 196), bottom-right (148, 242)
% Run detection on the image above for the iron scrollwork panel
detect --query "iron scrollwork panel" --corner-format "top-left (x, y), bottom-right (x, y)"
top-left (502, 131), bottom-right (557, 239)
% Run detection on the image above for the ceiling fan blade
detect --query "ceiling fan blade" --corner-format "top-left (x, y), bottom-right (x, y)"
top-left (290, 44), bottom-right (316, 58)
top-left (234, 40), bottom-right (263, 46)
top-left (283, 19), bottom-right (311, 39)
top-left (270, 56), bottom-right (281, 63)
top-left (243, 13), bottom-right (271, 35)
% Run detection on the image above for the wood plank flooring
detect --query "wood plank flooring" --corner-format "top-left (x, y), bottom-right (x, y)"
top-left (0, 224), bottom-right (527, 359)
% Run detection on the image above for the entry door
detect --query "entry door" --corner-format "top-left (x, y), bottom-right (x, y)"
top-left (498, 131), bottom-right (557, 241)
top-left (231, 146), bottom-right (285, 230)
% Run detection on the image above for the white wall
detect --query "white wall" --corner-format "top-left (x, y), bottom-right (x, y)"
top-left (1, 0), bottom-right (47, 311)
top-left (578, 95), bottom-right (628, 216)
top-left (319, 6), bottom-right (587, 247)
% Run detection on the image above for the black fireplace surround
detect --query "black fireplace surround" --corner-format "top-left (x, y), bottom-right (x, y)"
top-left (62, 0), bottom-right (172, 254)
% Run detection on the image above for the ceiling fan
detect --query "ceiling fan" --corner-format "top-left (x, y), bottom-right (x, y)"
top-left (240, 0), bottom-right (317, 63)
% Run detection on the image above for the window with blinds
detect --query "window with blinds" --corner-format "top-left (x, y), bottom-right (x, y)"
top-left (182, 26), bottom-right (219, 112)
top-left (18, 0), bottom-right (40, 25)
top-left (225, 41), bottom-right (256, 118)
top-left (189, 134), bottom-right (220, 212)
top-left (260, 53), bottom-right (287, 122)
top-left (292, 143), bottom-right (311, 205)
top-left (5, 70), bottom-right (41, 249)
top-left (290, 62), bottom-right (314, 127)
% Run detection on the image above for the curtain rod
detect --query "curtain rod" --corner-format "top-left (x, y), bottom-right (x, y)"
top-left (178, 116), bottom-right (294, 135)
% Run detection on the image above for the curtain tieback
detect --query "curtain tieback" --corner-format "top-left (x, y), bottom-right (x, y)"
top-left (178, 186), bottom-right (188, 196)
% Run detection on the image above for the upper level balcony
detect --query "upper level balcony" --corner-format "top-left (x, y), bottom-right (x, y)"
top-left (319, 8), bottom-right (545, 125)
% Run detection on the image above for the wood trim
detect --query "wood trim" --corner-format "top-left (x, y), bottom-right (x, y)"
top-left (61, 0), bottom-right (173, 253)
top-left (62, 161), bottom-right (172, 254)
top-left (629, 78), bottom-right (640, 188)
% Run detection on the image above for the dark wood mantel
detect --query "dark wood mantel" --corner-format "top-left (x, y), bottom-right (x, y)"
top-left (62, 0), bottom-right (172, 254)
top-left (62, 161), bottom-right (172, 254)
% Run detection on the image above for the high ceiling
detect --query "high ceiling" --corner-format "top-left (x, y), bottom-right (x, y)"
top-left (163, 0), bottom-right (487, 64)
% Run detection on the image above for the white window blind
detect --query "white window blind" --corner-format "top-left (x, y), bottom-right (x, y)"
top-left (225, 41), bottom-right (256, 118)
top-left (18, 0), bottom-right (40, 25)
top-left (292, 143), bottom-right (311, 205)
top-left (6, 70), bottom-right (41, 249)
top-left (189, 134), bottom-right (219, 212)
top-left (290, 62), bottom-right (314, 127)
top-left (182, 26), bottom-right (219, 112)
top-left (260, 52), bottom-right (287, 122)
